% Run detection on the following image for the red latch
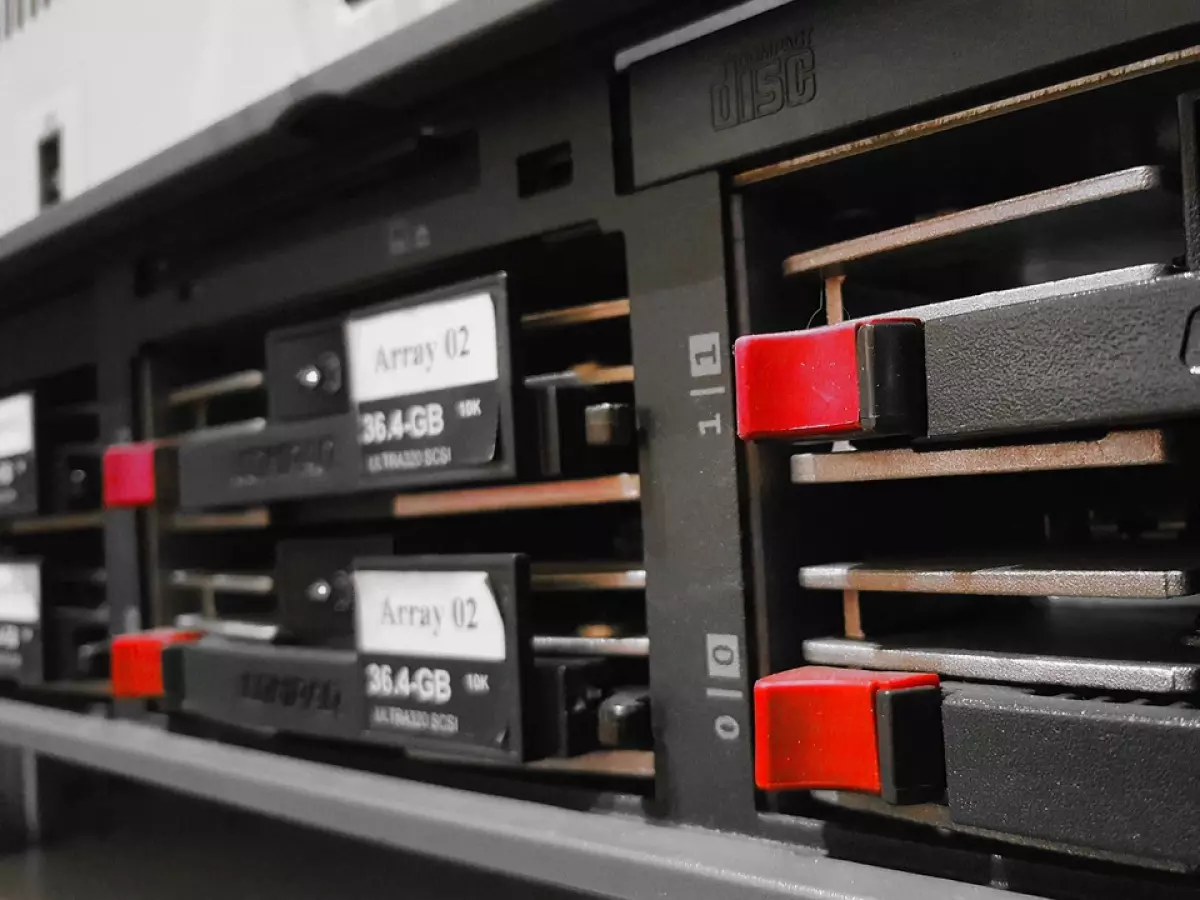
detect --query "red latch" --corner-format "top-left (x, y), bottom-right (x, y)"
top-left (754, 666), bottom-right (941, 798)
top-left (102, 442), bottom-right (158, 508)
top-left (112, 628), bottom-right (202, 698)
top-left (733, 319), bottom-right (924, 441)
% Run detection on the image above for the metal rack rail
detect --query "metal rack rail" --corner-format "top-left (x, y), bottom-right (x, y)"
top-left (0, 699), bottom-right (1021, 900)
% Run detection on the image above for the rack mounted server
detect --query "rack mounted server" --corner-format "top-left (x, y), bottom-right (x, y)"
top-left (4, 1), bottom-right (1200, 897)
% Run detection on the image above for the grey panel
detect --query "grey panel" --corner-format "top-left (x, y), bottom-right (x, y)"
top-left (0, 0), bottom-right (598, 272)
top-left (622, 175), bottom-right (758, 829)
top-left (0, 699), bottom-right (1027, 900)
top-left (625, 0), bottom-right (1200, 186)
top-left (0, 783), bottom-right (590, 900)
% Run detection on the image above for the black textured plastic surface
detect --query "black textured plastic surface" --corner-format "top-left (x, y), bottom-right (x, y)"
top-left (276, 535), bottom-right (393, 644)
top-left (625, 0), bottom-right (1200, 187)
top-left (161, 644), bottom-right (185, 711)
top-left (50, 444), bottom-right (102, 512)
top-left (856, 321), bottom-right (926, 437)
top-left (944, 684), bottom-right (1200, 865)
top-left (875, 685), bottom-right (944, 805)
top-left (176, 639), bottom-right (361, 740)
top-left (177, 414), bottom-right (357, 509)
top-left (530, 657), bottom-right (608, 759)
top-left (1179, 92), bottom-right (1200, 272)
top-left (265, 319), bottom-right (349, 423)
top-left (925, 272), bottom-right (1200, 440)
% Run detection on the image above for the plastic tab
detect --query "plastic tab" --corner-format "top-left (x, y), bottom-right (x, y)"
top-left (112, 628), bottom-right (203, 698)
top-left (734, 320), bottom-right (924, 441)
top-left (735, 323), bottom-right (861, 440)
top-left (103, 442), bottom-right (158, 508)
top-left (754, 665), bottom-right (940, 798)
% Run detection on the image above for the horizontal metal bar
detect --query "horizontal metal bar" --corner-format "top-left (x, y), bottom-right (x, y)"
top-left (408, 748), bottom-right (653, 780)
top-left (175, 615), bottom-right (278, 642)
top-left (168, 508), bottom-right (271, 531)
top-left (532, 636), bottom-right (649, 658)
top-left (174, 617), bottom-right (647, 658)
top-left (860, 264), bottom-right (1169, 323)
top-left (614, 0), bottom-right (790, 70)
top-left (792, 429), bottom-right (1171, 484)
top-left (524, 363), bottom-right (635, 389)
top-left (167, 370), bottom-right (264, 407)
top-left (48, 567), bottom-right (107, 585)
top-left (18, 679), bottom-right (112, 698)
top-left (530, 562), bottom-right (646, 591)
top-left (169, 566), bottom-right (643, 595)
top-left (805, 793), bottom-right (1189, 873)
top-left (168, 571), bottom-right (275, 595)
top-left (520, 298), bottom-right (630, 330)
top-left (527, 749), bottom-right (653, 778)
top-left (783, 166), bottom-right (1162, 276)
top-left (52, 605), bottom-right (109, 626)
top-left (798, 557), bottom-right (1195, 598)
top-left (392, 474), bottom-right (640, 519)
top-left (0, 698), bottom-right (1019, 900)
top-left (736, 45), bottom-right (1200, 186)
top-left (39, 401), bottom-right (102, 422)
top-left (170, 417), bottom-right (267, 446)
top-left (5, 511), bottom-right (104, 534)
top-left (803, 635), bottom-right (1200, 694)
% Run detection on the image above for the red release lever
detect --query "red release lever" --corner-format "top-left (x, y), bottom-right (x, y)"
top-left (735, 323), bottom-right (861, 440)
top-left (102, 442), bottom-right (158, 509)
top-left (734, 319), bottom-right (924, 441)
top-left (754, 666), bottom-right (939, 794)
top-left (111, 628), bottom-right (203, 698)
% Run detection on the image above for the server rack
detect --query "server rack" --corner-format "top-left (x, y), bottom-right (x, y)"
top-left (1, 1), bottom-right (1200, 897)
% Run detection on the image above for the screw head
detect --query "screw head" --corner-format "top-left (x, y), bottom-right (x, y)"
top-left (296, 365), bottom-right (322, 390)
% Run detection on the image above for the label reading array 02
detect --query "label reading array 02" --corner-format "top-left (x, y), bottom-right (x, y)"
top-left (345, 291), bottom-right (502, 479)
top-left (353, 555), bottom-right (530, 760)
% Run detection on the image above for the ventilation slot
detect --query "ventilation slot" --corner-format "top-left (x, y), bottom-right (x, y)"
top-left (518, 143), bottom-right (573, 198)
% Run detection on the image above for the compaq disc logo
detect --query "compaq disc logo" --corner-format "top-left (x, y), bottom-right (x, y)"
top-left (711, 29), bottom-right (815, 131)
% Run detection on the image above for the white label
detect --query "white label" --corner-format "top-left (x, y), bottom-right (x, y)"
top-left (354, 569), bottom-right (506, 661)
top-left (346, 293), bottom-right (499, 404)
top-left (0, 394), bottom-right (34, 459)
top-left (0, 562), bottom-right (40, 624)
